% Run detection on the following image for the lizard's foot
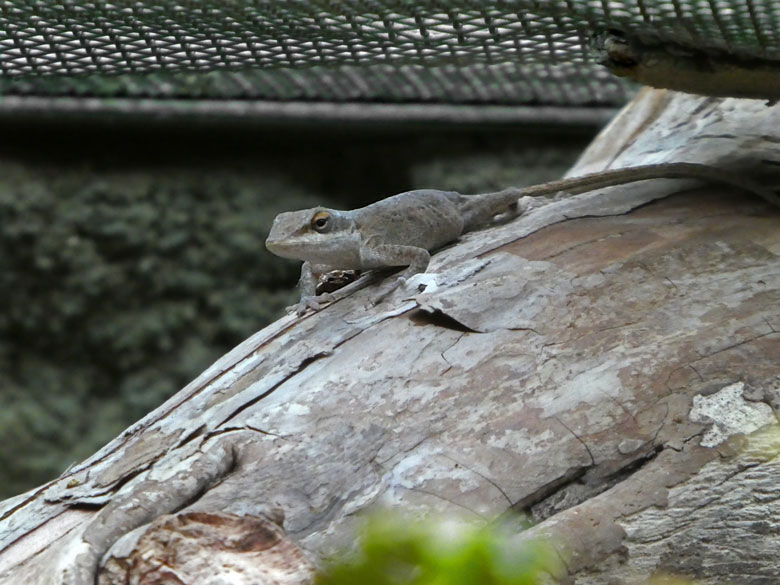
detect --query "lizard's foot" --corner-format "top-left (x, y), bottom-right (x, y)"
top-left (286, 293), bottom-right (335, 315)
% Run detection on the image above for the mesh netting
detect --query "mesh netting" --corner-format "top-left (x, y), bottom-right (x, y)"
top-left (1, 1), bottom-right (779, 106)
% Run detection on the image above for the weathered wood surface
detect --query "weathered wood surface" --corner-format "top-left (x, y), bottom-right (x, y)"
top-left (1, 90), bottom-right (778, 585)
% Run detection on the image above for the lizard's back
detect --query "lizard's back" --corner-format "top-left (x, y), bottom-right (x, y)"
top-left (353, 189), bottom-right (465, 251)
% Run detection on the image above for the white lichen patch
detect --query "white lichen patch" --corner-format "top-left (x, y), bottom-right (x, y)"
top-left (689, 382), bottom-right (777, 447)
top-left (404, 272), bottom-right (439, 295)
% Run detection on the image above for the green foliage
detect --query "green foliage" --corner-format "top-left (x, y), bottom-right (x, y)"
top-left (0, 163), bottom-right (321, 497)
top-left (316, 515), bottom-right (563, 585)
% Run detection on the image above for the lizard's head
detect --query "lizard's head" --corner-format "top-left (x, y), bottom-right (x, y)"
top-left (265, 207), bottom-right (360, 265)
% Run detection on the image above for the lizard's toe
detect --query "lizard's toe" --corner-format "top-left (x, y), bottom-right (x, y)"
top-left (286, 293), bottom-right (335, 315)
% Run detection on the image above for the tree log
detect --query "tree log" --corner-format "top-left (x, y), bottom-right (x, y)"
top-left (1, 89), bottom-right (778, 584)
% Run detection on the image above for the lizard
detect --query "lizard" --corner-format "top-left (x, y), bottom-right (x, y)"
top-left (265, 161), bottom-right (780, 312)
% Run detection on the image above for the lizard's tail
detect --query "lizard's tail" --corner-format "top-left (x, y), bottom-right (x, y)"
top-left (458, 188), bottom-right (525, 232)
top-left (518, 162), bottom-right (780, 207)
top-left (461, 162), bottom-right (780, 232)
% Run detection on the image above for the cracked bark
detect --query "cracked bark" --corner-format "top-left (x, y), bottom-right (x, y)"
top-left (1, 89), bottom-right (779, 585)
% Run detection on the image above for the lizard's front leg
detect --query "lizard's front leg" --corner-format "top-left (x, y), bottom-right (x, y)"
top-left (288, 261), bottom-right (335, 314)
top-left (361, 244), bottom-right (431, 304)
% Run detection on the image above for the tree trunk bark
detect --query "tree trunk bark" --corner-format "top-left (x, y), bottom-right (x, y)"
top-left (1, 89), bottom-right (778, 585)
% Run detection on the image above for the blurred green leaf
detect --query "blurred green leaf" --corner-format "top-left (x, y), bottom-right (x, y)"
top-left (316, 514), bottom-right (564, 585)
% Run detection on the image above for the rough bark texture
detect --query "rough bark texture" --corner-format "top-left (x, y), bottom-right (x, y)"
top-left (1, 89), bottom-right (778, 585)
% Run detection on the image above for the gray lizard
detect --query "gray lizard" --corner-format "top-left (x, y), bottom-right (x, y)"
top-left (266, 162), bottom-right (779, 311)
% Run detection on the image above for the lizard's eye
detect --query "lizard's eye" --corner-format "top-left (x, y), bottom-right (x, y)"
top-left (311, 211), bottom-right (331, 233)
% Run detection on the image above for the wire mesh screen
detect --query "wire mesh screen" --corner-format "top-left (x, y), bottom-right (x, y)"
top-left (1, 1), bottom-right (779, 106)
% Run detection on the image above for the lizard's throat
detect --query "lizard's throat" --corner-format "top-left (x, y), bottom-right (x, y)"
top-left (267, 236), bottom-right (363, 269)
